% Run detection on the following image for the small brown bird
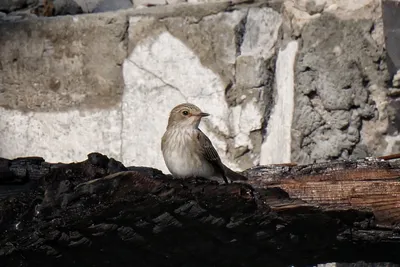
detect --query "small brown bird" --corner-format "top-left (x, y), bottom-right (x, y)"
top-left (161, 103), bottom-right (247, 183)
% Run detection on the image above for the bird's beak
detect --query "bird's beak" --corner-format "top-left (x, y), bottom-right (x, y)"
top-left (198, 112), bottom-right (210, 117)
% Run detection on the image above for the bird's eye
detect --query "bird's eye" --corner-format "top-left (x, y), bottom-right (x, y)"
top-left (182, 110), bottom-right (189, 116)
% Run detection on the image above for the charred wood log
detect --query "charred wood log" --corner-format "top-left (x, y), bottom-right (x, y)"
top-left (1, 153), bottom-right (400, 267)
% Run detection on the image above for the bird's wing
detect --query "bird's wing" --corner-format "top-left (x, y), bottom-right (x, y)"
top-left (197, 130), bottom-right (222, 162)
top-left (197, 130), bottom-right (247, 182)
top-left (196, 130), bottom-right (228, 183)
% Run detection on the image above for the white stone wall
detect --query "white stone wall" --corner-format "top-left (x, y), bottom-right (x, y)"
top-left (0, 5), bottom-right (283, 173)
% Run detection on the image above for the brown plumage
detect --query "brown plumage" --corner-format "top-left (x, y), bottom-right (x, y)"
top-left (161, 103), bottom-right (247, 183)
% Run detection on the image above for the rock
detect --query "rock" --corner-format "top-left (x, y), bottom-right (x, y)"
top-left (0, 0), bottom-right (31, 13)
top-left (239, 7), bottom-right (281, 57)
top-left (133, 0), bottom-right (165, 7)
top-left (393, 70), bottom-right (400, 88)
top-left (3, 8), bottom-right (38, 20)
top-left (304, 0), bottom-right (326, 15)
top-left (229, 97), bottom-right (264, 167)
top-left (282, 1), bottom-right (320, 37)
top-left (0, 14), bottom-right (27, 21)
top-left (53, 0), bottom-right (83, 15)
top-left (235, 57), bottom-right (268, 88)
top-left (284, 0), bottom-right (381, 38)
top-left (323, 0), bottom-right (381, 20)
top-left (0, 13), bottom-right (127, 111)
top-left (92, 0), bottom-right (132, 13)
top-left (73, 0), bottom-right (101, 12)
top-left (382, 0), bottom-right (400, 78)
top-left (0, 12), bottom-right (127, 163)
top-left (292, 12), bottom-right (389, 163)
top-left (187, 0), bottom-right (224, 3)
top-left (165, 0), bottom-right (185, 4)
top-left (235, 7), bottom-right (281, 88)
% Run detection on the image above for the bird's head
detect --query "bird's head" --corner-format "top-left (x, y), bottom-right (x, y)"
top-left (167, 103), bottom-right (209, 129)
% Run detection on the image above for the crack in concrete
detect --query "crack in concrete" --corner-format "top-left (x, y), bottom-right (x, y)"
top-left (126, 58), bottom-right (188, 101)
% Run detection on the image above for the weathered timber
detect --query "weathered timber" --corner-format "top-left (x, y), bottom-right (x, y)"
top-left (245, 159), bottom-right (400, 225)
top-left (1, 153), bottom-right (400, 267)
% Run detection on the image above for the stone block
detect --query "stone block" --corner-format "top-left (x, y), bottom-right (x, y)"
top-left (0, 13), bottom-right (127, 111)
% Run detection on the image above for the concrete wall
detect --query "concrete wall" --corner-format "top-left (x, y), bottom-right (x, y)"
top-left (1, 0), bottom-right (398, 176)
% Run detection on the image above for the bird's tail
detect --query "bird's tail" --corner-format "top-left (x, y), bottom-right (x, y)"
top-left (223, 164), bottom-right (248, 181)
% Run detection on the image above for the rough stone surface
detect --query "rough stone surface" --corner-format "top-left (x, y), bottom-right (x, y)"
top-left (293, 0), bottom-right (381, 19)
top-left (0, 13), bottom-right (127, 111)
top-left (0, 0), bottom-right (33, 13)
top-left (187, 0), bottom-right (225, 4)
top-left (92, 0), bottom-right (133, 13)
top-left (53, 0), bottom-right (83, 15)
top-left (292, 12), bottom-right (390, 163)
top-left (74, 0), bottom-right (102, 12)
top-left (166, 0), bottom-right (185, 5)
top-left (134, 0), bottom-right (166, 7)
top-left (283, 0), bottom-right (381, 38)
top-left (382, 0), bottom-right (400, 77)
top-left (235, 8), bottom-right (282, 88)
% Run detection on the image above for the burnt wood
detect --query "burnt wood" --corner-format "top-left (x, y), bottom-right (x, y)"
top-left (1, 153), bottom-right (400, 266)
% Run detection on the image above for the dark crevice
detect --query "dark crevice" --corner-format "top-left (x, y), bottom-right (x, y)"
top-left (234, 9), bottom-right (248, 57)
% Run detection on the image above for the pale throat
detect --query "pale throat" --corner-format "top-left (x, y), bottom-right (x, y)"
top-left (168, 118), bottom-right (201, 131)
